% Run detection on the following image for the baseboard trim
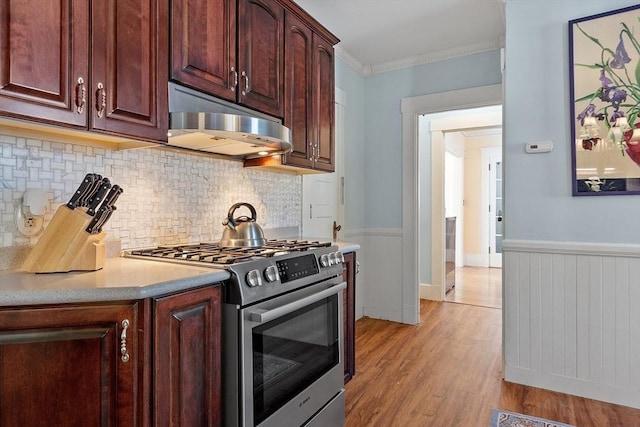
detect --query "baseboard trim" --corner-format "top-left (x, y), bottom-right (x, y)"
top-left (505, 365), bottom-right (640, 410)
top-left (419, 283), bottom-right (441, 301)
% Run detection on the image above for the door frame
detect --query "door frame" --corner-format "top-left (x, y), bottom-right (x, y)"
top-left (401, 84), bottom-right (503, 323)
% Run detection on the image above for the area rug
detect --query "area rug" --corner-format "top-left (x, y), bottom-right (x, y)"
top-left (490, 409), bottom-right (575, 427)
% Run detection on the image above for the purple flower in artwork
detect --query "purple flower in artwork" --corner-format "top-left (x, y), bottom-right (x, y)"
top-left (599, 69), bottom-right (613, 87)
top-left (576, 103), bottom-right (603, 125)
top-left (601, 87), bottom-right (628, 108)
top-left (610, 110), bottom-right (625, 123)
top-left (597, 69), bottom-right (627, 108)
top-left (610, 35), bottom-right (631, 69)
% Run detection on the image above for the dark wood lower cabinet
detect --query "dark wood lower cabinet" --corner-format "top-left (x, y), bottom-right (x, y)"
top-left (0, 302), bottom-right (143, 427)
top-left (154, 285), bottom-right (222, 426)
top-left (0, 283), bottom-right (223, 427)
top-left (342, 252), bottom-right (356, 383)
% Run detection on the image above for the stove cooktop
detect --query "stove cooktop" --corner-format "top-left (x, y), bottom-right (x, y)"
top-left (126, 239), bottom-right (332, 266)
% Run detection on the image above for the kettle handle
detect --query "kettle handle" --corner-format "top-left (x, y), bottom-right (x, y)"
top-left (226, 202), bottom-right (257, 227)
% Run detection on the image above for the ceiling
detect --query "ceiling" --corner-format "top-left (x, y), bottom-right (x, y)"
top-left (295, 0), bottom-right (506, 76)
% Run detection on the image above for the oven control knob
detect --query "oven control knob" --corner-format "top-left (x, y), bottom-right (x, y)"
top-left (246, 269), bottom-right (263, 287)
top-left (264, 265), bottom-right (279, 283)
top-left (329, 252), bottom-right (339, 266)
top-left (319, 254), bottom-right (330, 268)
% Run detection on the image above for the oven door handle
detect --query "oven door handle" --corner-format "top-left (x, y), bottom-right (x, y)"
top-left (249, 281), bottom-right (347, 324)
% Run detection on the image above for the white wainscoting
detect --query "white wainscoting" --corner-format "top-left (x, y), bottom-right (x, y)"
top-left (503, 239), bottom-right (640, 409)
top-left (345, 228), bottom-right (404, 323)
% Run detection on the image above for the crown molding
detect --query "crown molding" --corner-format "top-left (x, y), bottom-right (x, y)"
top-left (337, 38), bottom-right (504, 78)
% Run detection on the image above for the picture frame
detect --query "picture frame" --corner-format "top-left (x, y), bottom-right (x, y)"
top-left (569, 4), bottom-right (640, 196)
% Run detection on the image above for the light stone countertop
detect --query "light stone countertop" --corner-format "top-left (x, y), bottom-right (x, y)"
top-left (0, 240), bottom-right (359, 307)
top-left (0, 257), bottom-right (230, 307)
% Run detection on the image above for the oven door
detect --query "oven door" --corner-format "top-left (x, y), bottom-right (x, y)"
top-left (240, 277), bottom-right (346, 427)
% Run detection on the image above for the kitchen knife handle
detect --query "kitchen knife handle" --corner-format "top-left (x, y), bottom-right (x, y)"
top-left (66, 173), bottom-right (94, 209)
top-left (86, 178), bottom-right (111, 216)
top-left (102, 185), bottom-right (123, 208)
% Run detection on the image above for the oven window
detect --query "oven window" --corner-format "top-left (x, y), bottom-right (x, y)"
top-left (252, 294), bottom-right (339, 425)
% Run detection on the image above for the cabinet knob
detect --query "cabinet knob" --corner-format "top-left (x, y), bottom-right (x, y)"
top-left (96, 82), bottom-right (106, 118)
top-left (120, 319), bottom-right (130, 362)
top-left (75, 77), bottom-right (86, 114)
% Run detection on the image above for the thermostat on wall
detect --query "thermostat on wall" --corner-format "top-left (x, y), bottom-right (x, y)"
top-left (525, 140), bottom-right (553, 153)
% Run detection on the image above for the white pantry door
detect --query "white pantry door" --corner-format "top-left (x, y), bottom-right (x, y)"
top-left (302, 89), bottom-right (346, 239)
top-left (484, 147), bottom-right (503, 268)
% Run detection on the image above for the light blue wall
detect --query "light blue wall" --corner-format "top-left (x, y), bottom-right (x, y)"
top-left (505, 0), bottom-right (640, 245)
top-left (362, 51), bottom-right (502, 228)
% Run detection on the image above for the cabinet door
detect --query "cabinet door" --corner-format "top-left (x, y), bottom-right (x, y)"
top-left (170, 0), bottom-right (237, 103)
top-left (237, 0), bottom-right (284, 117)
top-left (0, 0), bottom-right (89, 127)
top-left (312, 34), bottom-right (336, 172)
top-left (283, 12), bottom-right (314, 169)
top-left (342, 252), bottom-right (356, 383)
top-left (154, 285), bottom-right (222, 427)
top-left (0, 303), bottom-right (140, 426)
top-left (91, 0), bottom-right (168, 141)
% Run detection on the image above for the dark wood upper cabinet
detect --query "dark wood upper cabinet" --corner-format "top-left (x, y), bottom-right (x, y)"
top-left (170, 0), bottom-right (237, 102)
top-left (0, 302), bottom-right (144, 426)
top-left (245, 5), bottom-right (338, 173)
top-left (0, 0), bottom-right (89, 128)
top-left (171, 0), bottom-right (284, 118)
top-left (310, 33), bottom-right (335, 172)
top-left (282, 12), bottom-right (314, 169)
top-left (90, 0), bottom-right (168, 141)
top-left (0, 0), bottom-right (168, 143)
top-left (237, 0), bottom-right (285, 117)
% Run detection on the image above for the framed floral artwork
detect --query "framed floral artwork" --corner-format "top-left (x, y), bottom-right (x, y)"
top-left (569, 4), bottom-right (640, 195)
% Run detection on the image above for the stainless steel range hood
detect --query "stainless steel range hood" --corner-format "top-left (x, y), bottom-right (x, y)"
top-left (167, 82), bottom-right (291, 159)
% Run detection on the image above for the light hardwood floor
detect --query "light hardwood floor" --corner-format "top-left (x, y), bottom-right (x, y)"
top-left (445, 267), bottom-right (502, 308)
top-left (345, 299), bottom-right (640, 427)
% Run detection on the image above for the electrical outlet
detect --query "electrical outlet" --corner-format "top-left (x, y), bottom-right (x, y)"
top-left (25, 217), bottom-right (36, 228)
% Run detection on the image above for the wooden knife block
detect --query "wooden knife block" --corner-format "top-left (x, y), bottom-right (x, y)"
top-left (22, 205), bottom-right (106, 273)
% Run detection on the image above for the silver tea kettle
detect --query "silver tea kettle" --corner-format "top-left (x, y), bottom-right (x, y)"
top-left (219, 202), bottom-right (267, 247)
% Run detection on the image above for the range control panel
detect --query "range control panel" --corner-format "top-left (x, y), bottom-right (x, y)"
top-left (277, 254), bottom-right (320, 283)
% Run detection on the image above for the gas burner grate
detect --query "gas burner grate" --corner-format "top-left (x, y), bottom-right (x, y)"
top-left (128, 239), bottom-right (332, 265)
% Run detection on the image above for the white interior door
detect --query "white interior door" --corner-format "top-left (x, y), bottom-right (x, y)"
top-left (486, 148), bottom-right (503, 268)
top-left (302, 90), bottom-right (346, 239)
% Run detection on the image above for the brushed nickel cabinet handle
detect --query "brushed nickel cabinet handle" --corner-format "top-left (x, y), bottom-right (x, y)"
top-left (230, 67), bottom-right (238, 92)
top-left (120, 319), bottom-right (130, 362)
top-left (241, 71), bottom-right (250, 95)
top-left (96, 82), bottom-right (106, 118)
top-left (75, 77), bottom-right (86, 114)
top-left (308, 141), bottom-right (315, 161)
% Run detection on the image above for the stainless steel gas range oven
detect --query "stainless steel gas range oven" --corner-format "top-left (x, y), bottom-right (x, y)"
top-left (127, 240), bottom-right (346, 427)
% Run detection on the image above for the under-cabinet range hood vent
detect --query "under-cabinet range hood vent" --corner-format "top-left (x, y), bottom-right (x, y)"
top-left (167, 83), bottom-right (291, 160)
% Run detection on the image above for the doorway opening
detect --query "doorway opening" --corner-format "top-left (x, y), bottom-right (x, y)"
top-left (400, 83), bottom-right (502, 325)
top-left (417, 104), bottom-right (503, 310)
top-left (440, 128), bottom-right (503, 309)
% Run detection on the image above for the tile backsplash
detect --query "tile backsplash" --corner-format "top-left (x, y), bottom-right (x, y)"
top-left (0, 133), bottom-right (302, 257)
